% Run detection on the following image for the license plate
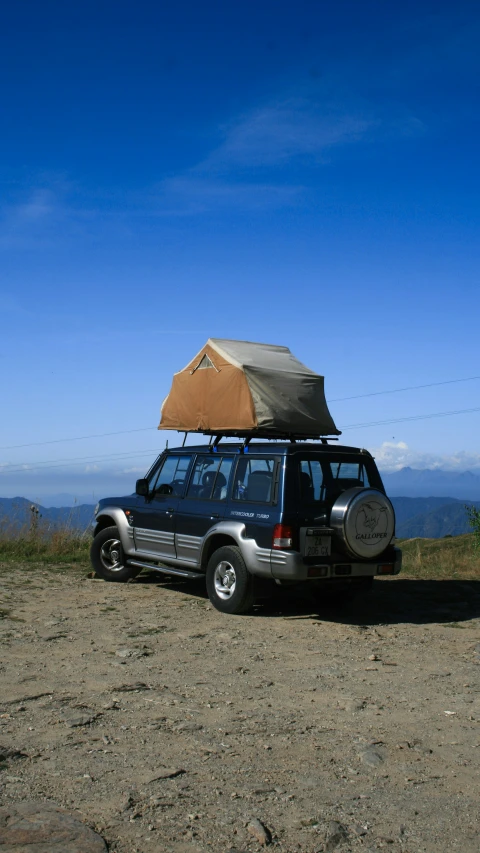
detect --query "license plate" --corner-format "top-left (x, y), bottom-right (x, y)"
top-left (305, 534), bottom-right (331, 558)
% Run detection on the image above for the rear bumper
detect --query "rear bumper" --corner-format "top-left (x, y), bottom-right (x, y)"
top-left (270, 546), bottom-right (402, 581)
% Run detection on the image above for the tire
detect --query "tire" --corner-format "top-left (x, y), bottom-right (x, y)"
top-left (330, 488), bottom-right (395, 559)
top-left (206, 546), bottom-right (255, 615)
top-left (90, 526), bottom-right (142, 582)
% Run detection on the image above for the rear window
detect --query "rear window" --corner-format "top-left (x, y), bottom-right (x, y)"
top-left (299, 457), bottom-right (374, 504)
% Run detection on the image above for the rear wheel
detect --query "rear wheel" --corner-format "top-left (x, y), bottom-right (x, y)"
top-left (206, 546), bottom-right (255, 614)
top-left (90, 526), bottom-right (141, 582)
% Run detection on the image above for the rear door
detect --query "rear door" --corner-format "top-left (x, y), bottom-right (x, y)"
top-left (175, 454), bottom-right (235, 564)
top-left (227, 454), bottom-right (280, 550)
top-left (294, 454), bottom-right (375, 559)
top-left (133, 454), bottom-right (193, 559)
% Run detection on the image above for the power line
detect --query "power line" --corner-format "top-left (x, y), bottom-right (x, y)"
top-left (342, 405), bottom-right (480, 430)
top-left (1, 447), bottom-right (162, 471)
top-left (328, 374), bottom-right (480, 402)
top-left (1, 450), bottom-right (159, 475)
top-left (2, 404), bottom-right (480, 475)
top-left (0, 426), bottom-right (156, 451)
top-left (1, 373), bottom-right (480, 451)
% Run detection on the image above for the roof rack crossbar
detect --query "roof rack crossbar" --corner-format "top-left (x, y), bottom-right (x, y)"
top-left (200, 430), bottom-right (340, 442)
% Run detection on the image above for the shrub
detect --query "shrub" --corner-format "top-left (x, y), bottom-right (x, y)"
top-left (0, 509), bottom-right (90, 563)
top-left (465, 504), bottom-right (480, 552)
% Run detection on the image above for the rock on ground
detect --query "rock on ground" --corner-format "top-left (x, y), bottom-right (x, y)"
top-left (0, 801), bottom-right (107, 852)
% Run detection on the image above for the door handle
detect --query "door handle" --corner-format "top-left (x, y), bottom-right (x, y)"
top-left (167, 507), bottom-right (175, 513)
top-left (210, 513), bottom-right (220, 519)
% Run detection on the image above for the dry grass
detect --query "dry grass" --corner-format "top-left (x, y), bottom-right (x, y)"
top-left (1, 509), bottom-right (479, 579)
top-left (0, 515), bottom-right (90, 564)
top-left (399, 533), bottom-right (480, 579)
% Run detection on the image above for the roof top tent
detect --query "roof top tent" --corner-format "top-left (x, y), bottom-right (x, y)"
top-left (158, 338), bottom-right (341, 440)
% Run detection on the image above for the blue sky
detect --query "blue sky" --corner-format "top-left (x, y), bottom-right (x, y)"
top-left (1, 0), bottom-right (480, 501)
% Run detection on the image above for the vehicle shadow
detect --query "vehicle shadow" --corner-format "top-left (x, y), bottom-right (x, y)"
top-left (133, 573), bottom-right (480, 626)
top-left (283, 578), bottom-right (480, 627)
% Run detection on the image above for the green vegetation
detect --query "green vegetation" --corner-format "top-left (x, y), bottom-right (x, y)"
top-left (465, 504), bottom-right (480, 552)
top-left (399, 533), bottom-right (480, 579)
top-left (0, 517), bottom-right (90, 565)
top-left (1, 514), bottom-right (479, 581)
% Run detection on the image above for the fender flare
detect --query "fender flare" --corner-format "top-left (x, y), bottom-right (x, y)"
top-left (94, 507), bottom-right (135, 555)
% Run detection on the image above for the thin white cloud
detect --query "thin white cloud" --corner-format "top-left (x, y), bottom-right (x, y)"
top-left (0, 91), bottom-right (423, 228)
top-left (152, 90), bottom-right (423, 214)
top-left (0, 186), bottom-right (69, 249)
top-left (201, 98), bottom-right (374, 171)
top-left (156, 175), bottom-right (305, 214)
top-left (152, 99), bottom-right (373, 214)
top-left (370, 441), bottom-right (480, 472)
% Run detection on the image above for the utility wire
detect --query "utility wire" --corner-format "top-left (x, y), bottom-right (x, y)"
top-left (1, 374), bottom-right (480, 451)
top-left (1, 450), bottom-right (159, 475)
top-left (341, 405), bottom-right (480, 430)
top-left (2, 404), bottom-right (480, 475)
top-left (0, 426), bottom-right (156, 451)
top-left (1, 447), bottom-right (162, 471)
top-left (329, 374), bottom-right (480, 402)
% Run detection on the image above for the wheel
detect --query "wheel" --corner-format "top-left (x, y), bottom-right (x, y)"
top-left (206, 546), bottom-right (255, 614)
top-left (329, 488), bottom-right (395, 559)
top-left (90, 526), bottom-right (141, 582)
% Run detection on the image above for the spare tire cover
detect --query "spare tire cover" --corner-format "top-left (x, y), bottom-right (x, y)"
top-left (330, 487), bottom-right (395, 559)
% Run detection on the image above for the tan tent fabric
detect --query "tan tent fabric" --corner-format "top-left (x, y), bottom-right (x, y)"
top-left (159, 339), bottom-right (340, 437)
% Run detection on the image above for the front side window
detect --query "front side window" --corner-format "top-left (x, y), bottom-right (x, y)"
top-left (233, 457), bottom-right (276, 503)
top-left (150, 455), bottom-right (193, 497)
top-left (187, 456), bottom-right (234, 501)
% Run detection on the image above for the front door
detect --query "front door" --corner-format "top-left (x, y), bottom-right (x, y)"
top-left (133, 453), bottom-right (193, 560)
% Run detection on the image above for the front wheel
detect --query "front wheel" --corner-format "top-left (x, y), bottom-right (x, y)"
top-left (206, 546), bottom-right (255, 614)
top-left (90, 526), bottom-right (141, 582)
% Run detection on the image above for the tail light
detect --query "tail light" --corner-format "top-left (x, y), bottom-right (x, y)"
top-left (377, 564), bottom-right (394, 575)
top-left (273, 524), bottom-right (294, 549)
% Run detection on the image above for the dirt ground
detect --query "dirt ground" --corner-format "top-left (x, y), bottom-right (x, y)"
top-left (1, 563), bottom-right (480, 853)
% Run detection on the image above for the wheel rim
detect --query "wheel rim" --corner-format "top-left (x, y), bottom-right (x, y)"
top-left (99, 538), bottom-right (124, 572)
top-left (213, 560), bottom-right (237, 600)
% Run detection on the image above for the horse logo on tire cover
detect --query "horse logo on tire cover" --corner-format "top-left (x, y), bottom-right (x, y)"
top-left (355, 501), bottom-right (388, 545)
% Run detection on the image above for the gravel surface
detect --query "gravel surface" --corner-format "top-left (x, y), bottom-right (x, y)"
top-left (1, 563), bottom-right (480, 852)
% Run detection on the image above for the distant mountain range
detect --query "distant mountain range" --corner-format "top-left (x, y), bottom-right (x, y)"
top-left (6, 467), bottom-right (480, 508)
top-left (381, 467), bottom-right (480, 500)
top-left (0, 497), bottom-right (95, 534)
top-left (391, 497), bottom-right (474, 538)
top-left (0, 490), bottom-right (477, 540)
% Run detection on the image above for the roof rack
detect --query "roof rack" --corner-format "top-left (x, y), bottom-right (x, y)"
top-left (174, 430), bottom-right (340, 453)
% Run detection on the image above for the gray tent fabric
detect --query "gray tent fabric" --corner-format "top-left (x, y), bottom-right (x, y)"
top-left (159, 338), bottom-right (340, 437)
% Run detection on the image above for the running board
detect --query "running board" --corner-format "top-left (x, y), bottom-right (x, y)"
top-left (127, 559), bottom-right (204, 580)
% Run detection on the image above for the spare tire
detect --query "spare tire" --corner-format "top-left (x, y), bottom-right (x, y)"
top-left (330, 488), bottom-right (395, 559)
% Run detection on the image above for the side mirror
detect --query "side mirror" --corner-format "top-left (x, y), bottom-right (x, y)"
top-left (136, 478), bottom-right (149, 497)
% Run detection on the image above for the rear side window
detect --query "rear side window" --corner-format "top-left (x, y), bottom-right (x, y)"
top-left (233, 457), bottom-right (276, 503)
top-left (187, 456), bottom-right (234, 501)
top-left (299, 457), bottom-right (372, 504)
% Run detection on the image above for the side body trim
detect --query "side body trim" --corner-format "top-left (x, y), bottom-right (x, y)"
top-left (200, 521), bottom-right (273, 578)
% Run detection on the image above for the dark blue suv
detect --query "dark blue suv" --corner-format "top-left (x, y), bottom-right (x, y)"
top-left (91, 441), bottom-right (401, 614)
